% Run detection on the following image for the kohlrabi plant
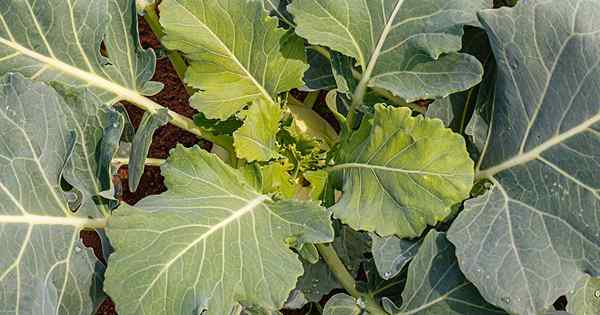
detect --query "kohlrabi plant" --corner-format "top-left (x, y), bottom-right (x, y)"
top-left (0, 0), bottom-right (598, 314)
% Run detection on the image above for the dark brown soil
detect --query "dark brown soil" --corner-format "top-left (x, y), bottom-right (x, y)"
top-left (87, 17), bottom-right (204, 314)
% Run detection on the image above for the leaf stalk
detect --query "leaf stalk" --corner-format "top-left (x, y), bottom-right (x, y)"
top-left (316, 243), bottom-right (388, 315)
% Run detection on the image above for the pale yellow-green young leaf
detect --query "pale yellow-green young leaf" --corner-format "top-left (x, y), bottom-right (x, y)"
top-left (331, 105), bottom-right (474, 237)
top-left (234, 99), bottom-right (282, 161)
top-left (160, 0), bottom-right (307, 120)
top-left (260, 162), bottom-right (298, 198)
top-left (105, 145), bottom-right (334, 315)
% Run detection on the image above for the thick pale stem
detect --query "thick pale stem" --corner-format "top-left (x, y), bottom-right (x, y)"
top-left (316, 243), bottom-right (388, 315)
top-left (112, 157), bottom-right (165, 167)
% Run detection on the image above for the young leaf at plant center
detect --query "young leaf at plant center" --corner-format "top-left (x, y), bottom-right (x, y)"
top-left (261, 161), bottom-right (298, 199)
top-left (234, 99), bottom-right (282, 161)
top-left (289, 0), bottom-right (489, 102)
top-left (128, 109), bottom-right (170, 192)
top-left (447, 1), bottom-right (600, 314)
top-left (105, 145), bottom-right (334, 315)
top-left (322, 294), bottom-right (361, 315)
top-left (567, 276), bottom-right (600, 315)
top-left (0, 0), bottom-right (161, 103)
top-left (0, 74), bottom-right (110, 313)
top-left (160, 0), bottom-right (307, 120)
top-left (304, 170), bottom-right (328, 201)
top-left (399, 231), bottom-right (507, 314)
top-left (330, 105), bottom-right (474, 237)
top-left (371, 233), bottom-right (421, 280)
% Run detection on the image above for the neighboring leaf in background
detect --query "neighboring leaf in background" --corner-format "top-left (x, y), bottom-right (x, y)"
top-left (289, 0), bottom-right (489, 102)
top-left (51, 83), bottom-right (124, 214)
top-left (333, 223), bottom-right (370, 275)
top-left (567, 276), bottom-right (600, 315)
top-left (193, 112), bottom-right (243, 136)
top-left (371, 233), bottom-right (421, 280)
top-left (261, 162), bottom-right (297, 198)
top-left (264, 0), bottom-right (295, 27)
top-left (330, 105), bottom-right (474, 237)
top-left (0, 0), bottom-right (161, 103)
top-left (0, 74), bottom-right (108, 313)
top-left (400, 231), bottom-right (506, 314)
top-left (304, 170), bottom-right (328, 201)
top-left (426, 27), bottom-right (495, 133)
top-left (283, 289), bottom-right (309, 310)
top-left (234, 99), bottom-right (282, 161)
top-left (494, 0), bottom-right (519, 6)
top-left (448, 1), bottom-right (600, 314)
top-left (322, 294), bottom-right (361, 315)
top-left (105, 145), bottom-right (334, 315)
top-left (161, 0), bottom-right (307, 120)
top-left (302, 48), bottom-right (337, 91)
top-left (360, 259), bottom-right (407, 310)
top-left (330, 52), bottom-right (357, 95)
top-left (128, 109), bottom-right (170, 192)
top-left (297, 259), bottom-right (341, 303)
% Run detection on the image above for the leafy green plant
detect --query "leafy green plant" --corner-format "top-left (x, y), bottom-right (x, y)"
top-left (0, 0), bottom-right (598, 314)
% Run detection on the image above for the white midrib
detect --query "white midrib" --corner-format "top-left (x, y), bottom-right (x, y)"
top-left (176, 3), bottom-right (276, 106)
top-left (0, 37), bottom-right (166, 118)
top-left (361, 0), bottom-right (405, 84)
top-left (477, 113), bottom-right (600, 179)
top-left (138, 194), bottom-right (270, 301)
top-left (0, 214), bottom-right (107, 228)
top-left (331, 163), bottom-right (471, 177)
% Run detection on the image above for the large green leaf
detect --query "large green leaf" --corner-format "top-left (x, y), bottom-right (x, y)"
top-left (567, 276), bottom-right (600, 315)
top-left (0, 74), bottom-right (110, 313)
top-left (105, 145), bottom-right (333, 315)
top-left (161, 0), bottom-right (306, 120)
top-left (289, 0), bottom-right (489, 102)
top-left (51, 84), bottom-right (124, 214)
top-left (323, 294), bottom-right (361, 315)
top-left (447, 1), bottom-right (600, 314)
top-left (399, 231), bottom-right (506, 314)
top-left (160, 0), bottom-right (305, 160)
top-left (0, 0), bottom-right (160, 104)
top-left (371, 234), bottom-right (420, 280)
top-left (330, 105), bottom-right (474, 237)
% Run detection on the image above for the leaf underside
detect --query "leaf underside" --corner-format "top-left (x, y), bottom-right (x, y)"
top-left (105, 145), bottom-right (333, 315)
top-left (448, 1), bottom-right (600, 314)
